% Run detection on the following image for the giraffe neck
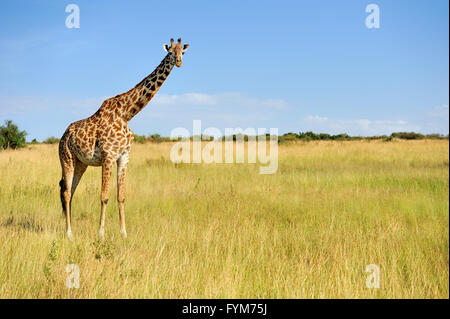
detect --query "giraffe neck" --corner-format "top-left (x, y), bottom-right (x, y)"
top-left (118, 54), bottom-right (175, 121)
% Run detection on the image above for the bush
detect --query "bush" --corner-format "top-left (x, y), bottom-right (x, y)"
top-left (318, 133), bottom-right (331, 140)
top-left (298, 131), bottom-right (320, 141)
top-left (160, 136), bottom-right (172, 142)
top-left (0, 134), bottom-right (5, 149)
top-left (391, 132), bottom-right (424, 140)
top-left (332, 133), bottom-right (350, 140)
top-left (278, 133), bottom-right (298, 143)
top-left (148, 133), bottom-right (162, 143)
top-left (133, 134), bottom-right (147, 144)
top-left (277, 131), bottom-right (448, 143)
top-left (43, 136), bottom-right (60, 144)
top-left (0, 120), bottom-right (27, 150)
top-left (425, 133), bottom-right (447, 139)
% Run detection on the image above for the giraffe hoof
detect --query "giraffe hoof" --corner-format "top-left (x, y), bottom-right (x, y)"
top-left (98, 229), bottom-right (105, 240)
top-left (120, 229), bottom-right (128, 239)
top-left (67, 231), bottom-right (74, 241)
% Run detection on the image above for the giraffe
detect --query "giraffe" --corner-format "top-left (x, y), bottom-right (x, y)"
top-left (58, 38), bottom-right (189, 240)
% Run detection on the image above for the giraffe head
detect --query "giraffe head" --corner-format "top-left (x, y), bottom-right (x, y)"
top-left (163, 38), bottom-right (189, 67)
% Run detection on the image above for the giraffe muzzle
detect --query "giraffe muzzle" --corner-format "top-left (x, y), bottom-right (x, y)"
top-left (176, 61), bottom-right (182, 67)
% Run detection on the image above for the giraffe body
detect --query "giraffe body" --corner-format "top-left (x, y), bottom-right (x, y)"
top-left (58, 38), bottom-right (189, 239)
top-left (60, 103), bottom-right (134, 167)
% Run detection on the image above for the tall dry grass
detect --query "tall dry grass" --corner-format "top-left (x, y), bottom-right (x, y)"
top-left (0, 140), bottom-right (448, 298)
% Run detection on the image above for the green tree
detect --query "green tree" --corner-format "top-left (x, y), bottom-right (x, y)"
top-left (0, 133), bottom-right (5, 149)
top-left (0, 120), bottom-right (27, 150)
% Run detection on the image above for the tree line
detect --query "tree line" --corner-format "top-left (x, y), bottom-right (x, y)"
top-left (0, 120), bottom-right (448, 150)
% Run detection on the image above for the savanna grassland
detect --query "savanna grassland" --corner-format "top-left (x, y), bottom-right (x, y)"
top-left (0, 140), bottom-right (448, 298)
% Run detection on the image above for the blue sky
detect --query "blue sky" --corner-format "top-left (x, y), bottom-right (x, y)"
top-left (0, 0), bottom-right (448, 140)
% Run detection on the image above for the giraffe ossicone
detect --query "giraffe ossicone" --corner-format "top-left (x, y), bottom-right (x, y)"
top-left (58, 38), bottom-right (189, 239)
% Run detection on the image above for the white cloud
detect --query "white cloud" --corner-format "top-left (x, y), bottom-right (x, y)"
top-left (428, 104), bottom-right (449, 118)
top-left (421, 104), bottom-right (449, 134)
top-left (1, 91), bottom-right (448, 137)
top-left (0, 92), bottom-right (289, 116)
top-left (0, 37), bottom-right (47, 52)
top-left (152, 92), bottom-right (290, 110)
top-left (0, 92), bottom-right (291, 137)
top-left (0, 33), bottom-right (88, 55)
top-left (0, 94), bottom-right (107, 116)
top-left (301, 104), bottom-right (449, 136)
top-left (139, 92), bottom-right (291, 128)
top-left (153, 93), bottom-right (217, 106)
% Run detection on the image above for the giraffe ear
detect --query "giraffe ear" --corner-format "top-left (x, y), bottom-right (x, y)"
top-left (182, 44), bottom-right (190, 52)
top-left (163, 44), bottom-right (170, 52)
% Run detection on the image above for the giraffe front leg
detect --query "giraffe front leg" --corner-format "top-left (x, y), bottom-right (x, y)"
top-left (117, 152), bottom-right (129, 238)
top-left (99, 159), bottom-right (113, 239)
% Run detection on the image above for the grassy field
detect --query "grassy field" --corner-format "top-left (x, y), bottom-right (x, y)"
top-left (0, 140), bottom-right (448, 298)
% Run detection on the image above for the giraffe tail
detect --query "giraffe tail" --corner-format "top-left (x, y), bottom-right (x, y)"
top-left (59, 178), bottom-right (67, 215)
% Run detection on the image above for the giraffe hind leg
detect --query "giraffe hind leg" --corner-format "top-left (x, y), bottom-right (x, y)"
top-left (61, 165), bottom-right (74, 239)
top-left (59, 178), bottom-right (66, 216)
top-left (59, 159), bottom-right (87, 237)
top-left (59, 135), bottom-right (75, 239)
top-left (70, 160), bottom-right (88, 202)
